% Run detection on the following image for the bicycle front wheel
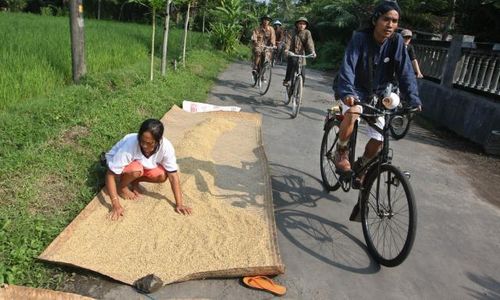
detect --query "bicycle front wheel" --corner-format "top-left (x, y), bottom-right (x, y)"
top-left (259, 63), bottom-right (272, 95)
top-left (283, 77), bottom-right (293, 105)
top-left (389, 114), bottom-right (411, 140)
top-left (320, 120), bottom-right (341, 191)
top-left (361, 164), bottom-right (417, 267)
top-left (291, 75), bottom-right (303, 118)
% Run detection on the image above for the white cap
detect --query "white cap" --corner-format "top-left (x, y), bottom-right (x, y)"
top-left (401, 29), bottom-right (413, 37)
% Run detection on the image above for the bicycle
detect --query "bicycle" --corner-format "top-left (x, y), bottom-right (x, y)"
top-left (272, 42), bottom-right (285, 67)
top-left (283, 52), bottom-right (315, 118)
top-left (252, 46), bottom-right (275, 96)
top-left (319, 93), bottom-right (419, 267)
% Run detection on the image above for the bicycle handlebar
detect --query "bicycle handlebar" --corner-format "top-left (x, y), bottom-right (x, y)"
top-left (287, 51), bottom-right (315, 58)
top-left (351, 100), bottom-right (420, 117)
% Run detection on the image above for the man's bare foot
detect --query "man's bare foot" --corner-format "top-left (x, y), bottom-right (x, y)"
top-left (119, 186), bottom-right (138, 200)
top-left (131, 182), bottom-right (143, 197)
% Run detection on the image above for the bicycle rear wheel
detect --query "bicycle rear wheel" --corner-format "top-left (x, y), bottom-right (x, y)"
top-left (320, 119), bottom-right (341, 191)
top-left (291, 75), bottom-right (303, 118)
top-left (361, 164), bottom-right (417, 267)
top-left (389, 114), bottom-right (411, 140)
top-left (259, 63), bottom-right (272, 95)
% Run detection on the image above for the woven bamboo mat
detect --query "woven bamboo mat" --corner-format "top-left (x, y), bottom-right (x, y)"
top-left (39, 106), bottom-right (284, 285)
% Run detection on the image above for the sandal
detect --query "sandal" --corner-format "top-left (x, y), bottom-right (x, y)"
top-left (242, 276), bottom-right (286, 296)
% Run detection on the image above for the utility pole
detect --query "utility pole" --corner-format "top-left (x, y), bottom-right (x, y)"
top-left (69, 0), bottom-right (86, 83)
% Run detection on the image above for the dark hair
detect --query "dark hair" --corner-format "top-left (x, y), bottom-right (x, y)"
top-left (371, 0), bottom-right (401, 24)
top-left (138, 119), bottom-right (164, 152)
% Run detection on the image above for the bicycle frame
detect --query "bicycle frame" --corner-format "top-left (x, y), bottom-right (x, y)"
top-left (253, 46), bottom-right (276, 95)
top-left (326, 101), bottom-right (407, 211)
top-left (258, 46), bottom-right (275, 71)
top-left (287, 52), bottom-right (313, 96)
top-left (290, 56), bottom-right (306, 87)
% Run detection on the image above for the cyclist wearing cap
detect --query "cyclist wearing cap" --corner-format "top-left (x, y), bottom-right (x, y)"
top-left (283, 17), bottom-right (316, 87)
top-left (401, 29), bottom-right (424, 78)
top-left (251, 16), bottom-right (276, 78)
top-left (273, 20), bottom-right (284, 45)
top-left (273, 20), bottom-right (285, 64)
top-left (333, 0), bottom-right (422, 211)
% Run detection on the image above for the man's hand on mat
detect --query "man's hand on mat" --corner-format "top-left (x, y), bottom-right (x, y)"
top-left (175, 204), bottom-right (192, 215)
top-left (110, 205), bottom-right (124, 220)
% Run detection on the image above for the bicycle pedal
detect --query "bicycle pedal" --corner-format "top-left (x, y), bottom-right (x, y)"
top-left (352, 177), bottom-right (363, 189)
top-left (336, 169), bottom-right (353, 179)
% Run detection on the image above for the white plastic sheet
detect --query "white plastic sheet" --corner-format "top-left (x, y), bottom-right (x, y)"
top-left (182, 100), bottom-right (241, 113)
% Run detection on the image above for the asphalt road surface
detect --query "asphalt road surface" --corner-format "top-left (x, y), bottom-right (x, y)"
top-left (63, 61), bottom-right (500, 300)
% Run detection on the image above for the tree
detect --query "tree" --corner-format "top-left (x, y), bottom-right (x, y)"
top-left (268, 0), bottom-right (294, 22)
top-left (182, 1), bottom-right (192, 67)
top-left (69, 0), bottom-right (86, 83)
top-left (129, 0), bottom-right (168, 81)
top-left (209, 0), bottom-right (245, 53)
top-left (161, 0), bottom-right (172, 76)
top-left (5, 0), bottom-right (27, 11)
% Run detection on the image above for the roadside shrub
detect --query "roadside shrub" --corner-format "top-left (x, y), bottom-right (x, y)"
top-left (312, 40), bottom-right (345, 70)
top-left (5, 0), bottom-right (27, 11)
top-left (40, 6), bottom-right (52, 16)
top-left (209, 23), bottom-right (241, 54)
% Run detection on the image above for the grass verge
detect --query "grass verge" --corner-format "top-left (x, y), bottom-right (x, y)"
top-left (0, 12), bottom-right (211, 109)
top-left (0, 48), bottom-right (237, 288)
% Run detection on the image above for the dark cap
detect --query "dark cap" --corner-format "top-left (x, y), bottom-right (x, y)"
top-left (295, 16), bottom-right (309, 27)
top-left (260, 15), bottom-right (272, 22)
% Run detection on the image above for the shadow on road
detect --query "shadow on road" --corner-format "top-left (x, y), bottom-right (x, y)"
top-left (270, 162), bottom-right (339, 209)
top-left (275, 209), bottom-right (380, 274)
top-left (269, 161), bottom-right (381, 274)
top-left (463, 272), bottom-right (500, 300)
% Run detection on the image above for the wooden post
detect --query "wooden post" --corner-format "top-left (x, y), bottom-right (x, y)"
top-left (69, 0), bottom-right (86, 83)
top-left (182, 2), bottom-right (191, 67)
top-left (161, 0), bottom-right (171, 76)
top-left (202, 11), bottom-right (205, 33)
top-left (150, 7), bottom-right (156, 81)
top-left (97, 0), bottom-right (101, 19)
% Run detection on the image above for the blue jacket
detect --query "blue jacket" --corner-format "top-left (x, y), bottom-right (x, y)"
top-left (336, 30), bottom-right (421, 107)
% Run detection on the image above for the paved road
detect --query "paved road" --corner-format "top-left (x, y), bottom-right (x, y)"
top-left (65, 62), bottom-right (500, 299)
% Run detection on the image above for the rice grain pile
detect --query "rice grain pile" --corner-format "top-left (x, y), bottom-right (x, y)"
top-left (39, 106), bottom-right (283, 285)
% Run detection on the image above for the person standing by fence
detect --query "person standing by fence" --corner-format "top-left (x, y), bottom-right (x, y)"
top-left (401, 29), bottom-right (424, 78)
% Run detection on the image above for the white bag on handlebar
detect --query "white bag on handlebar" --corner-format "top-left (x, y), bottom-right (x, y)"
top-left (382, 92), bottom-right (400, 110)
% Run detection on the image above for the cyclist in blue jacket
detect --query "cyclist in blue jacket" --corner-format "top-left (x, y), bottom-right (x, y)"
top-left (334, 0), bottom-right (422, 182)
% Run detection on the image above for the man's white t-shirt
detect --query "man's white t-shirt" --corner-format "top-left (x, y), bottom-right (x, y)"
top-left (105, 133), bottom-right (178, 174)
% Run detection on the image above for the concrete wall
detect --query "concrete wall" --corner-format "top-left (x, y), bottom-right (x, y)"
top-left (418, 79), bottom-right (500, 155)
